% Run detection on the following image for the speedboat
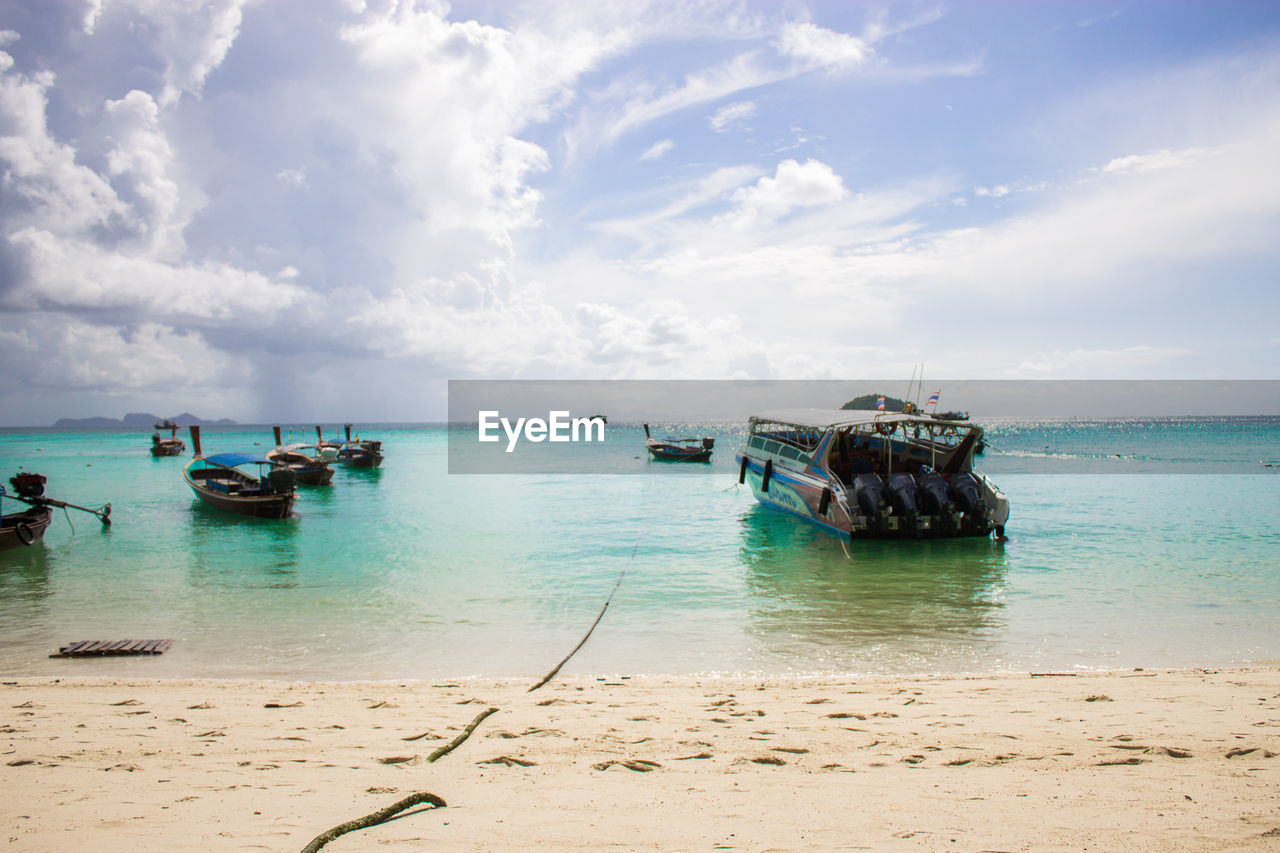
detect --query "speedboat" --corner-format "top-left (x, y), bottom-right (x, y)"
top-left (184, 427), bottom-right (296, 518)
top-left (735, 409), bottom-right (1008, 540)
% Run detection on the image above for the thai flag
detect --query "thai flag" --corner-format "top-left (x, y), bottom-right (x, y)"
top-left (926, 391), bottom-right (940, 409)
top-left (875, 396), bottom-right (885, 410)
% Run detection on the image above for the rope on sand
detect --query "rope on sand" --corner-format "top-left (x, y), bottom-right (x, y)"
top-left (300, 791), bottom-right (446, 853)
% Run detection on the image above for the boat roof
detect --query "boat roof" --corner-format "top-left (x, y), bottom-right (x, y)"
top-left (202, 452), bottom-right (269, 468)
top-left (749, 408), bottom-right (970, 429)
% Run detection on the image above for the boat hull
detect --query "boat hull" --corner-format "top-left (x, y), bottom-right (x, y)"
top-left (648, 446), bottom-right (712, 462)
top-left (736, 453), bottom-right (1003, 540)
top-left (337, 450), bottom-right (382, 468)
top-left (292, 466), bottom-right (334, 485)
top-left (150, 441), bottom-right (185, 457)
top-left (0, 505), bottom-right (54, 550)
top-left (186, 480), bottom-right (295, 518)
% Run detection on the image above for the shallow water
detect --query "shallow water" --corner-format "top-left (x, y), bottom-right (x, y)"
top-left (0, 419), bottom-right (1277, 679)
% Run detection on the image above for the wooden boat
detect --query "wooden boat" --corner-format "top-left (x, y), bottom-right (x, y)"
top-left (1, 502), bottom-right (53, 550)
top-left (313, 426), bottom-right (342, 462)
top-left (735, 409), bottom-right (1008, 540)
top-left (644, 424), bottom-right (714, 462)
top-left (183, 427), bottom-right (296, 518)
top-left (150, 424), bottom-right (185, 457)
top-left (265, 426), bottom-right (334, 485)
top-left (335, 423), bottom-right (383, 468)
top-left (1, 472), bottom-right (110, 549)
top-left (154, 418), bottom-right (178, 430)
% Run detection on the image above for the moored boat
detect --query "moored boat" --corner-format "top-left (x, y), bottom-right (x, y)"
top-left (735, 409), bottom-right (1008, 540)
top-left (150, 424), bottom-right (185, 457)
top-left (644, 424), bottom-right (714, 462)
top-left (313, 426), bottom-right (341, 462)
top-left (1, 472), bottom-right (110, 549)
top-left (335, 423), bottom-right (383, 468)
top-left (265, 426), bottom-right (334, 485)
top-left (183, 427), bottom-right (296, 518)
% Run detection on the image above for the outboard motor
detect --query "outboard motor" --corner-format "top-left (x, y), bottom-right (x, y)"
top-left (266, 467), bottom-right (296, 494)
top-left (946, 472), bottom-right (987, 534)
top-left (915, 468), bottom-right (953, 532)
top-left (946, 472), bottom-right (981, 514)
top-left (885, 472), bottom-right (920, 537)
top-left (852, 473), bottom-right (888, 535)
top-left (9, 472), bottom-right (47, 499)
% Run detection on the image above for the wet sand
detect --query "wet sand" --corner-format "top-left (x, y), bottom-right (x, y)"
top-left (3, 668), bottom-right (1279, 851)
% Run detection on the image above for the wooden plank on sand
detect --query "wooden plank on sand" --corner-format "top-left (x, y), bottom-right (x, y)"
top-left (50, 639), bottom-right (175, 658)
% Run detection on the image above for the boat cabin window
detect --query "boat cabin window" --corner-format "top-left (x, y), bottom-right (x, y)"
top-left (747, 422), bottom-right (822, 468)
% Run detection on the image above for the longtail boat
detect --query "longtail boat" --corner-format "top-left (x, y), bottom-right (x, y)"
top-left (150, 424), bottom-right (185, 457)
top-left (644, 424), bottom-right (714, 462)
top-left (183, 427), bottom-right (296, 518)
top-left (335, 423), bottom-right (383, 468)
top-left (735, 409), bottom-right (1008, 540)
top-left (1, 472), bottom-right (111, 550)
top-left (265, 426), bottom-right (334, 485)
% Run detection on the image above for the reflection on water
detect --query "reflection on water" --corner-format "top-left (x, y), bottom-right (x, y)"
top-left (0, 543), bottom-right (52, 604)
top-left (186, 501), bottom-right (302, 587)
top-left (738, 505), bottom-right (1010, 673)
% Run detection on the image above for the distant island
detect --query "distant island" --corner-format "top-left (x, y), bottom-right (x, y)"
top-left (52, 412), bottom-right (238, 428)
top-left (841, 393), bottom-right (970, 420)
top-left (841, 393), bottom-right (908, 411)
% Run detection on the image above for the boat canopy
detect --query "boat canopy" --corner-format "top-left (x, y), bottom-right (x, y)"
top-left (748, 408), bottom-right (970, 430)
top-left (202, 452), bottom-right (270, 468)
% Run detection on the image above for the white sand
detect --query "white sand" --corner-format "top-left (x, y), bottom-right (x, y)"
top-left (3, 668), bottom-right (1279, 851)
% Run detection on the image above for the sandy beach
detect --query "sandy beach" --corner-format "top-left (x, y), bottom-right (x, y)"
top-left (3, 668), bottom-right (1279, 851)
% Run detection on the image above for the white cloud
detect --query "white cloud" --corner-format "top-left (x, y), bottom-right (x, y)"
top-left (639, 139), bottom-right (674, 160)
top-left (275, 167), bottom-right (308, 187)
top-left (0, 314), bottom-right (245, 393)
top-left (1014, 346), bottom-right (1194, 378)
top-left (725, 158), bottom-right (848, 226)
top-left (1101, 147), bottom-right (1209, 174)
top-left (7, 227), bottom-right (306, 322)
top-left (709, 100), bottom-right (756, 131)
top-left (775, 21), bottom-right (871, 69)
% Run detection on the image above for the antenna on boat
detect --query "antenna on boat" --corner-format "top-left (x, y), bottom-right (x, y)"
top-left (904, 365), bottom-right (917, 412)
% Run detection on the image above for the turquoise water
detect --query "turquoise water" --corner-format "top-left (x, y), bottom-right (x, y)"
top-left (1, 419), bottom-right (1278, 679)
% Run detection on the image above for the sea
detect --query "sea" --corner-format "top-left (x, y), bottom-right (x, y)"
top-left (1, 418), bottom-right (1278, 681)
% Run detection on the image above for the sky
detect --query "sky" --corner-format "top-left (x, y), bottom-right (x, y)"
top-left (1, 0), bottom-right (1278, 425)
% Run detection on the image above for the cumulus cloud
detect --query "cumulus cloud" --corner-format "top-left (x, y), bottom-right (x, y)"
top-left (726, 158), bottom-right (848, 226)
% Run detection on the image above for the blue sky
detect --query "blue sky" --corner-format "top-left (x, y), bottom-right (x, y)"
top-left (1, 0), bottom-right (1277, 424)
